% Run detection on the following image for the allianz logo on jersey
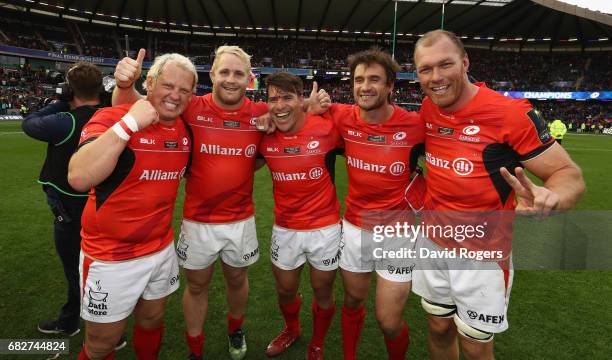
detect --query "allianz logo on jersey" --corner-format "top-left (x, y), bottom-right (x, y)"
top-left (271, 167), bottom-right (324, 181)
top-left (425, 152), bottom-right (474, 176)
top-left (139, 167), bottom-right (186, 181)
top-left (200, 143), bottom-right (257, 157)
top-left (346, 156), bottom-right (406, 176)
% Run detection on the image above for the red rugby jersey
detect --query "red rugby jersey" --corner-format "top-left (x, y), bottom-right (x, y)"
top-left (420, 83), bottom-right (555, 253)
top-left (325, 104), bottom-right (425, 229)
top-left (79, 104), bottom-right (191, 261)
top-left (181, 94), bottom-right (268, 223)
top-left (259, 114), bottom-right (342, 230)
top-left (421, 83), bottom-right (554, 211)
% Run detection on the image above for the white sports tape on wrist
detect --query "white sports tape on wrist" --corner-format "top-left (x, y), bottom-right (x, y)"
top-left (121, 113), bottom-right (139, 132)
top-left (112, 122), bottom-right (131, 141)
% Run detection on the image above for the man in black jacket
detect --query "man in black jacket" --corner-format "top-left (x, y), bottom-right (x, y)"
top-left (22, 61), bottom-right (104, 337)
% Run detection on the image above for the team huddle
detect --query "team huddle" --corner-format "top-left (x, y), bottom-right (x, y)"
top-left (67, 30), bottom-right (584, 360)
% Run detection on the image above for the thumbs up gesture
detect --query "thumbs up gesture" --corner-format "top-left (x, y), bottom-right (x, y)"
top-left (114, 48), bottom-right (146, 90)
top-left (306, 81), bottom-right (331, 115)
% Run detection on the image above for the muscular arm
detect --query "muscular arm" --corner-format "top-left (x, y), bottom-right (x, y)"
top-left (67, 129), bottom-right (128, 192)
top-left (112, 85), bottom-right (144, 106)
top-left (68, 99), bottom-right (159, 192)
top-left (521, 143), bottom-right (584, 210)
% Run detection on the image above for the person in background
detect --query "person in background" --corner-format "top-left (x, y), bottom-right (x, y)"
top-left (22, 62), bottom-right (116, 342)
top-left (550, 119), bottom-right (567, 144)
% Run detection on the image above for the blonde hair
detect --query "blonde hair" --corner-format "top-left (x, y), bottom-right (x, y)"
top-left (211, 45), bottom-right (251, 75)
top-left (143, 53), bottom-right (198, 92)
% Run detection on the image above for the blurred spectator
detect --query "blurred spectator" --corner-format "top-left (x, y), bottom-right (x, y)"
top-left (0, 64), bottom-right (54, 115)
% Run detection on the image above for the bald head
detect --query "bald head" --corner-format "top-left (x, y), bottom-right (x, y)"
top-left (414, 29), bottom-right (466, 63)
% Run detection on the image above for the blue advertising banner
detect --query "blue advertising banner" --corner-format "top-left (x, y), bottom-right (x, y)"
top-left (258, 67), bottom-right (312, 76)
top-left (0, 44), bottom-right (117, 66)
top-left (500, 91), bottom-right (612, 100)
top-left (397, 72), bottom-right (417, 80)
top-left (0, 44), bottom-right (215, 72)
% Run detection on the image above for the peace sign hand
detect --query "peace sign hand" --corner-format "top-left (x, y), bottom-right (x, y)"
top-left (500, 166), bottom-right (560, 218)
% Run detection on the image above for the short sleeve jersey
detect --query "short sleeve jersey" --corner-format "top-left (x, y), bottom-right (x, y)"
top-left (420, 83), bottom-right (555, 254)
top-left (421, 83), bottom-right (555, 211)
top-left (259, 115), bottom-right (342, 230)
top-left (79, 104), bottom-right (191, 261)
top-left (181, 94), bottom-right (269, 223)
top-left (326, 104), bottom-right (425, 229)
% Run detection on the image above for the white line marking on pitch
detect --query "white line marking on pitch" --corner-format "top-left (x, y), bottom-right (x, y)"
top-left (565, 147), bottom-right (612, 152)
top-left (566, 133), bottom-right (612, 138)
top-left (0, 131), bottom-right (24, 135)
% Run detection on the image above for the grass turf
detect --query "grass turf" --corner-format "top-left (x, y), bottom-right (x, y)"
top-left (1, 122), bottom-right (610, 359)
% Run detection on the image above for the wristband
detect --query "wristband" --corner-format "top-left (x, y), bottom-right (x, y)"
top-left (121, 113), bottom-right (139, 132)
top-left (112, 122), bottom-right (131, 141)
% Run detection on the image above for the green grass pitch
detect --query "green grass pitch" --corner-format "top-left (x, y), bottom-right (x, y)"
top-left (1, 120), bottom-right (611, 359)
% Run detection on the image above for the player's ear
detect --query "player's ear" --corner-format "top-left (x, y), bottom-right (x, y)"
top-left (387, 76), bottom-right (395, 94)
top-left (463, 53), bottom-right (470, 72)
top-left (145, 76), bottom-right (153, 92)
top-left (209, 70), bottom-right (215, 84)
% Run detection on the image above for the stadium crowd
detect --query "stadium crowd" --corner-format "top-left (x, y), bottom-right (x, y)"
top-left (537, 101), bottom-right (611, 132)
top-left (2, 10), bottom-right (611, 91)
top-left (2, 68), bottom-right (610, 128)
top-left (0, 65), bottom-right (50, 115)
top-left (1, 62), bottom-right (609, 128)
top-left (1, 9), bottom-right (609, 126)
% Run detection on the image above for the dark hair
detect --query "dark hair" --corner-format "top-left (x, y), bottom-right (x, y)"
top-left (414, 29), bottom-right (467, 62)
top-left (347, 47), bottom-right (400, 86)
top-left (66, 62), bottom-right (102, 101)
top-left (264, 72), bottom-right (304, 96)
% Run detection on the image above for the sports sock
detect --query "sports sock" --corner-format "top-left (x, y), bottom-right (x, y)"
top-left (185, 331), bottom-right (204, 358)
top-left (133, 323), bottom-right (163, 360)
top-left (228, 314), bottom-right (245, 335)
top-left (77, 348), bottom-right (91, 360)
top-left (341, 304), bottom-right (366, 360)
top-left (310, 300), bottom-right (336, 348)
top-left (280, 295), bottom-right (302, 332)
top-left (384, 322), bottom-right (410, 360)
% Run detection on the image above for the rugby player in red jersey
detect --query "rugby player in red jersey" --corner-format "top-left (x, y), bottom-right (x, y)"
top-left (324, 49), bottom-right (425, 360)
top-left (113, 47), bottom-right (330, 360)
top-left (68, 53), bottom-right (196, 360)
top-left (412, 30), bottom-right (585, 360)
top-left (258, 72), bottom-right (342, 360)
